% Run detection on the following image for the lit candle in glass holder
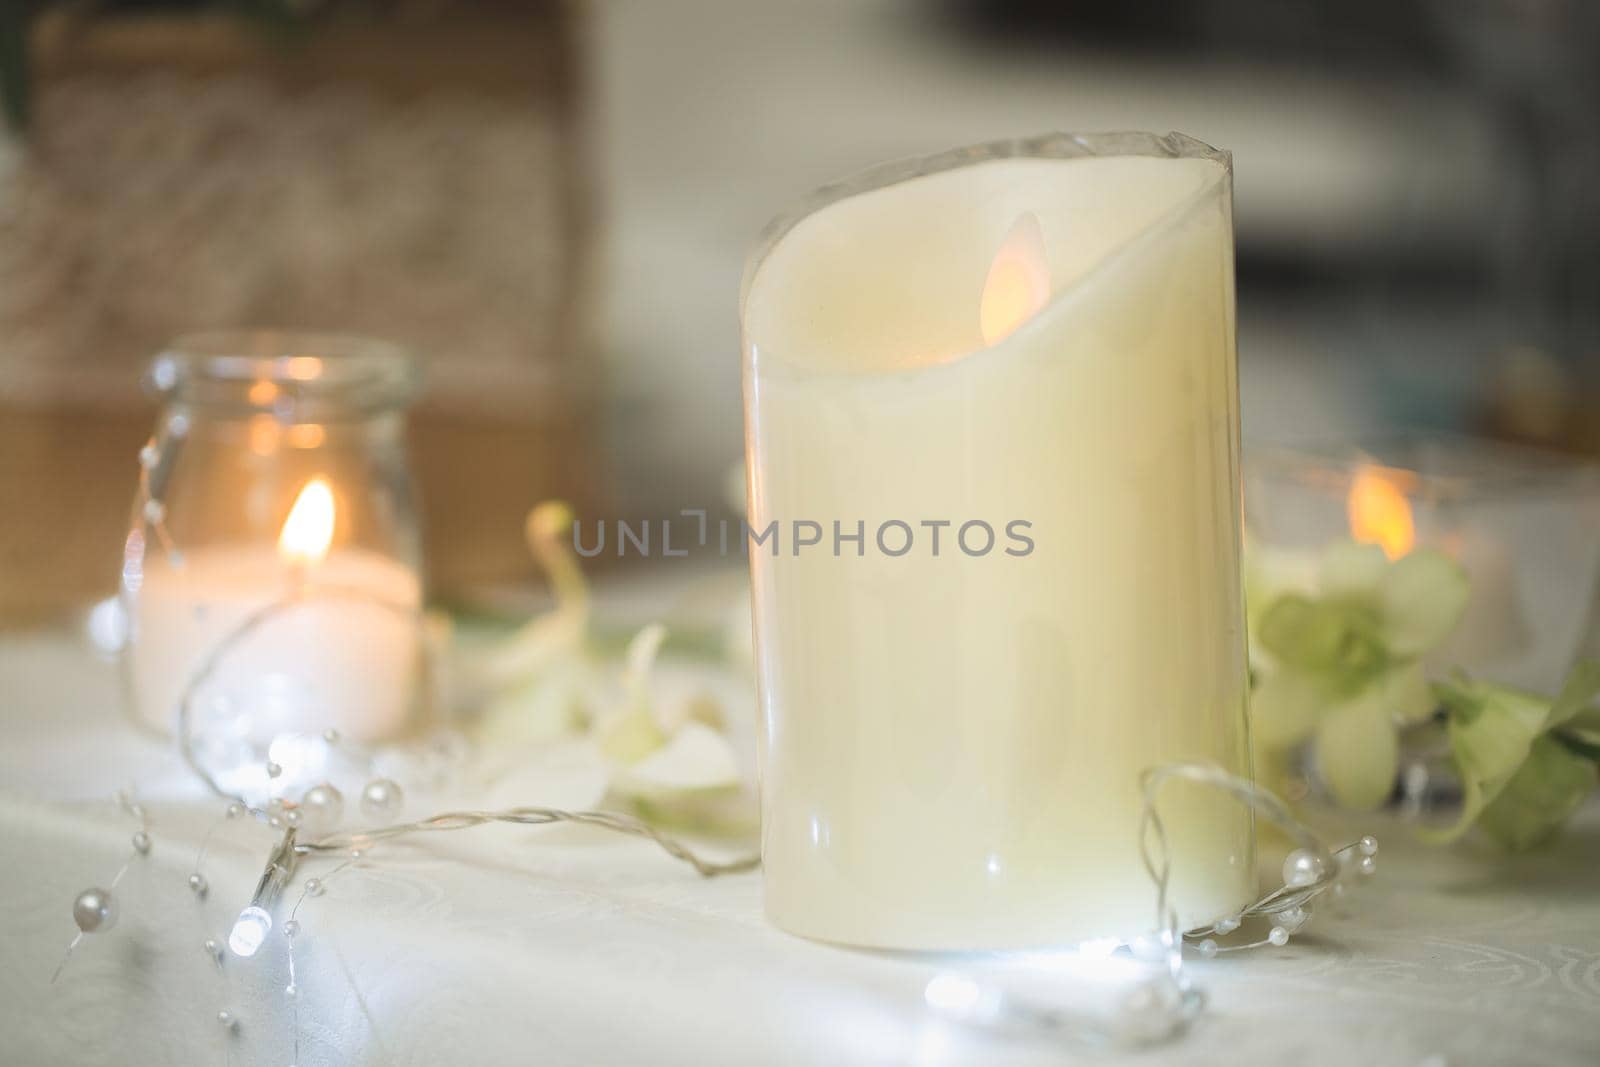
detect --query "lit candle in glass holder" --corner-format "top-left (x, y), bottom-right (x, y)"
top-left (123, 333), bottom-right (425, 755)
top-left (1245, 439), bottom-right (1600, 691)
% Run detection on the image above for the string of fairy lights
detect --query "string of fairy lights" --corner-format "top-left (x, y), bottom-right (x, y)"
top-left (53, 436), bottom-right (1376, 1059)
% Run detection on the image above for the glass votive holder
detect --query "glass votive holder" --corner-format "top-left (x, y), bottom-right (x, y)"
top-left (1244, 435), bottom-right (1600, 692)
top-left (120, 332), bottom-right (426, 775)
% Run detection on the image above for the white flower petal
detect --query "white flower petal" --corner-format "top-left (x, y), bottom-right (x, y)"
top-left (1377, 663), bottom-right (1436, 724)
top-left (1250, 670), bottom-right (1326, 749)
top-left (1315, 701), bottom-right (1399, 811)
top-left (1318, 541), bottom-right (1389, 595)
top-left (1380, 549), bottom-right (1470, 658)
top-left (612, 722), bottom-right (742, 797)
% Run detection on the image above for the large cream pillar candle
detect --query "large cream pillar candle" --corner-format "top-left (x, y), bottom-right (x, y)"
top-left (741, 132), bottom-right (1254, 950)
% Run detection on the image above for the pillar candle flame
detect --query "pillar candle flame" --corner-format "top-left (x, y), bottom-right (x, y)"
top-left (979, 211), bottom-right (1051, 346)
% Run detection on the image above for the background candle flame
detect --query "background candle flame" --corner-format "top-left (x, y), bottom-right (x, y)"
top-left (979, 211), bottom-right (1051, 346)
top-left (279, 478), bottom-right (336, 565)
top-left (1346, 465), bottom-right (1416, 559)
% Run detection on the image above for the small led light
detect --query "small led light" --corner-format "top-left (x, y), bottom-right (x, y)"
top-left (229, 827), bottom-right (299, 959)
top-left (229, 906), bottom-right (273, 958)
top-left (924, 974), bottom-right (983, 1016)
top-left (923, 973), bottom-right (1002, 1025)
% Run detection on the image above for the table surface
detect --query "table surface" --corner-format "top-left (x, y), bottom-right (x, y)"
top-left (3, 626), bottom-right (1598, 1067)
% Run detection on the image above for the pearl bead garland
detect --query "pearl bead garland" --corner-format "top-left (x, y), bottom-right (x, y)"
top-left (360, 778), bottom-right (405, 820)
top-left (1185, 835), bottom-right (1378, 957)
top-left (72, 888), bottom-right (118, 934)
top-left (298, 783), bottom-right (345, 835)
top-left (1282, 847), bottom-right (1330, 888)
top-left (56, 791), bottom-right (152, 982)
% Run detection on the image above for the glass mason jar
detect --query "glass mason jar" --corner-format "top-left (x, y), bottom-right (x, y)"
top-left (120, 332), bottom-right (426, 773)
top-left (741, 133), bottom-right (1255, 950)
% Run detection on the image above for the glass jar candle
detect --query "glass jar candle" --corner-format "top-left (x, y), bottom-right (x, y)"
top-left (1244, 436), bottom-right (1600, 693)
top-left (741, 133), bottom-right (1255, 950)
top-left (121, 332), bottom-right (425, 769)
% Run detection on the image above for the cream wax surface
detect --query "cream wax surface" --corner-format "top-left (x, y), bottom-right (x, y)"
top-left (741, 134), bottom-right (1254, 949)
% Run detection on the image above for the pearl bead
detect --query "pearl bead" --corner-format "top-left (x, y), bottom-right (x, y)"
top-left (266, 761), bottom-right (283, 779)
top-left (1268, 926), bottom-right (1290, 946)
top-left (1358, 855), bottom-right (1377, 877)
top-left (1359, 835), bottom-right (1379, 857)
top-left (217, 1010), bottom-right (236, 1030)
top-left (142, 500), bottom-right (166, 524)
top-left (138, 444), bottom-right (160, 469)
top-left (1278, 905), bottom-right (1309, 933)
top-left (284, 919), bottom-right (301, 938)
top-left (225, 802), bottom-right (246, 819)
top-left (1214, 916), bottom-right (1240, 934)
top-left (131, 830), bottom-right (151, 855)
top-left (285, 983), bottom-right (297, 998)
top-left (203, 938), bottom-right (222, 960)
top-left (360, 778), bottom-right (404, 821)
top-left (304, 878), bottom-right (324, 898)
top-left (1197, 939), bottom-right (1218, 959)
top-left (188, 872), bottom-right (208, 897)
top-left (283, 809), bottom-right (302, 828)
top-left (268, 815), bottom-right (284, 829)
top-left (299, 783), bottom-right (345, 834)
top-left (322, 728), bottom-right (341, 744)
top-left (73, 888), bottom-right (117, 933)
top-left (1282, 848), bottom-right (1329, 888)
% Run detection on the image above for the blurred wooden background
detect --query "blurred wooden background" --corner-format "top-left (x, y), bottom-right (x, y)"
top-left (0, 3), bottom-right (603, 619)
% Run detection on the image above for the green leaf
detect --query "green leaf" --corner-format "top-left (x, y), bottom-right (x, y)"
top-left (1476, 735), bottom-right (1598, 850)
top-left (1421, 680), bottom-right (1550, 843)
top-left (1379, 549), bottom-right (1469, 658)
top-left (1547, 659), bottom-right (1600, 728)
top-left (1553, 731), bottom-right (1600, 761)
top-left (1315, 700), bottom-right (1399, 811)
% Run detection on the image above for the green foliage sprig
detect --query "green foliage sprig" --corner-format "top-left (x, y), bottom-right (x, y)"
top-left (1247, 539), bottom-right (1600, 849)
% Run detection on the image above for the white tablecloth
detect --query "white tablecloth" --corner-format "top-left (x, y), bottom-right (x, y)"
top-left (3, 630), bottom-right (1598, 1066)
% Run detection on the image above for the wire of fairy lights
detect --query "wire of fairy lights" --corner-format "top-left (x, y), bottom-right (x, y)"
top-left (54, 435), bottom-right (1374, 1057)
